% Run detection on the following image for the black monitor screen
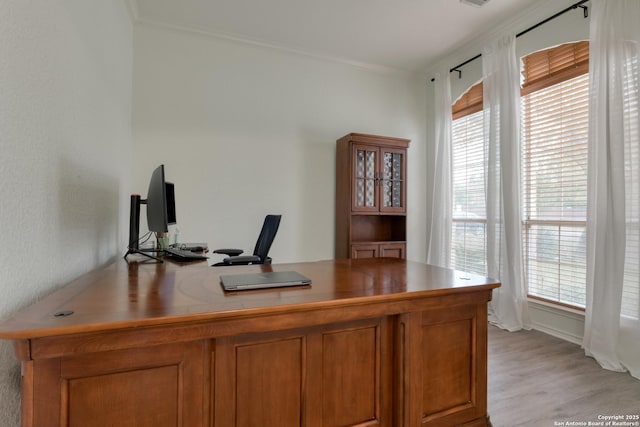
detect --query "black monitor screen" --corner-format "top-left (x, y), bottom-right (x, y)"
top-left (146, 165), bottom-right (170, 233)
top-left (166, 182), bottom-right (176, 225)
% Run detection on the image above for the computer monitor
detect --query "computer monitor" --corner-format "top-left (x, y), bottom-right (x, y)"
top-left (145, 165), bottom-right (177, 233)
top-left (125, 164), bottom-right (176, 262)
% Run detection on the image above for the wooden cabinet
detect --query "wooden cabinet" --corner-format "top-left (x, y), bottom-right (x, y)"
top-left (336, 133), bottom-right (409, 259)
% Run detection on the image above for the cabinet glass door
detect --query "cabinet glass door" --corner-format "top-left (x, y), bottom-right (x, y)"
top-left (354, 146), bottom-right (378, 211)
top-left (381, 149), bottom-right (405, 212)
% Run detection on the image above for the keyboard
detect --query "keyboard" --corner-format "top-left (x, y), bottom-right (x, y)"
top-left (163, 247), bottom-right (209, 261)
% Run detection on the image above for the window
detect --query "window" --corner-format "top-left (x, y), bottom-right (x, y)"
top-left (622, 51), bottom-right (640, 320)
top-left (450, 41), bottom-right (640, 316)
top-left (521, 42), bottom-right (589, 309)
top-left (451, 41), bottom-right (591, 309)
top-left (451, 83), bottom-right (486, 276)
top-left (521, 72), bottom-right (589, 308)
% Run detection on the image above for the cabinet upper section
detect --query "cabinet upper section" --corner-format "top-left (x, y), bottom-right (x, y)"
top-left (337, 133), bottom-right (410, 214)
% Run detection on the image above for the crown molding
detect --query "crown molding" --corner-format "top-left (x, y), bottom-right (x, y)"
top-left (135, 17), bottom-right (423, 78)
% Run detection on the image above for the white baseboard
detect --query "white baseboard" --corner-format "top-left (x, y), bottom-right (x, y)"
top-left (527, 299), bottom-right (585, 346)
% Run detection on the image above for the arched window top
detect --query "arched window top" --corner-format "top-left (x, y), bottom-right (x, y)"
top-left (452, 81), bottom-right (482, 120)
top-left (451, 40), bottom-right (589, 118)
top-left (521, 40), bottom-right (589, 95)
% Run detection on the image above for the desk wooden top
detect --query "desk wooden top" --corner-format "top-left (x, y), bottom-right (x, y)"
top-left (0, 258), bottom-right (499, 340)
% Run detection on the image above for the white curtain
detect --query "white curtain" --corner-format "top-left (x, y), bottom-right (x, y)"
top-left (482, 35), bottom-right (530, 331)
top-left (584, 0), bottom-right (640, 379)
top-left (427, 67), bottom-right (452, 268)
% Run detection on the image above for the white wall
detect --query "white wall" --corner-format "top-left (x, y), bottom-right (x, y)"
top-left (0, 1), bottom-right (133, 424)
top-left (424, 0), bottom-right (590, 343)
top-left (133, 23), bottom-right (427, 264)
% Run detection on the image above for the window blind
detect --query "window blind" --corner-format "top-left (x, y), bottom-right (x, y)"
top-left (521, 41), bottom-right (589, 96)
top-left (451, 110), bottom-right (487, 276)
top-left (521, 72), bottom-right (589, 308)
top-left (452, 82), bottom-right (483, 120)
top-left (622, 53), bottom-right (640, 320)
top-left (453, 42), bottom-right (589, 119)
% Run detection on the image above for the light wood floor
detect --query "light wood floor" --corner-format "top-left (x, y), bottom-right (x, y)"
top-left (487, 326), bottom-right (640, 427)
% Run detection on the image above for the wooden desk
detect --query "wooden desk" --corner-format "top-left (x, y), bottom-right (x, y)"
top-left (0, 258), bottom-right (499, 427)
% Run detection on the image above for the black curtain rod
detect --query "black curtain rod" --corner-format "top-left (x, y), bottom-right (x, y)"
top-left (431, 0), bottom-right (589, 82)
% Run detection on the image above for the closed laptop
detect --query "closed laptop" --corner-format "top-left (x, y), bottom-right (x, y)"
top-left (220, 271), bottom-right (312, 291)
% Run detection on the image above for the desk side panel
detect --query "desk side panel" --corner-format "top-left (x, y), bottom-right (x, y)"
top-left (422, 303), bottom-right (489, 426)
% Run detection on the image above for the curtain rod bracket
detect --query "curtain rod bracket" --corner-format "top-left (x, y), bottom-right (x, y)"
top-left (453, 68), bottom-right (462, 79)
top-left (577, 5), bottom-right (588, 18)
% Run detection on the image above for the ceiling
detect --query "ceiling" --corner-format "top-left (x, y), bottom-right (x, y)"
top-left (132, 0), bottom-right (544, 73)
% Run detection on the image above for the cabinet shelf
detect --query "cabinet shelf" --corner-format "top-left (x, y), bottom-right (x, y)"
top-left (351, 215), bottom-right (406, 242)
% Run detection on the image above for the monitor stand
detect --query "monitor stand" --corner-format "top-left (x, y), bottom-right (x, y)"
top-left (124, 194), bottom-right (164, 263)
top-left (124, 247), bottom-right (163, 263)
